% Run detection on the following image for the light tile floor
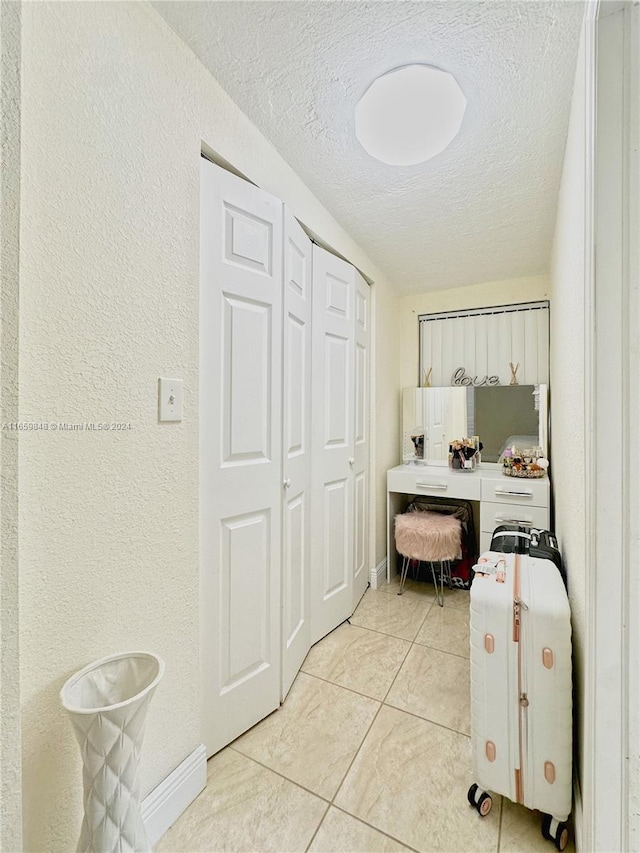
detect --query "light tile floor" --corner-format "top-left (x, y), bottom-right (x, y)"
top-left (157, 578), bottom-right (574, 853)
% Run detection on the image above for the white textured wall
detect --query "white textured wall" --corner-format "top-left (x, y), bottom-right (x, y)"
top-left (549, 20), bottom-right (587, 797)
top-left (19, 4), bottom-right (400, 850)
top-left (398, 275), bottom-right (550, 391)
top-left (0, 2), bottom-right (23, 850)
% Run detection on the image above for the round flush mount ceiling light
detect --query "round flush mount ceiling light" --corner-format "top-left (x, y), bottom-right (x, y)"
top-left (355, 64), bottom-right (467, 166)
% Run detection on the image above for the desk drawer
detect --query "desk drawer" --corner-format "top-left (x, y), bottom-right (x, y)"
top-left (387, 469), bottom-right (481, 501)
top-left (481, 478), bottom-right (549, 508)
top-left (480, 501), bottom-right (549, 534)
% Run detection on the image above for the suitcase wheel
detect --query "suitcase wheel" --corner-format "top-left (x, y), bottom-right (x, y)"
top-left (477, 792), bottom-right (493, 817)
top-left (467, 784), bottom-right (492, 816)
top-left (541, 814), bottom-right (569, 851)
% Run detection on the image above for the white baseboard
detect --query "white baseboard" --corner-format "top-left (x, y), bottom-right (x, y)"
top-left (370, 558), bottom-right (387, 589)
top-left (573, 770), bottom-right (583, 852)
top-left (142, 743), bottom-right (207, 846)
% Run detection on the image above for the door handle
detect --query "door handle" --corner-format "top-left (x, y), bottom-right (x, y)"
top-left (283, 478), bottom-right (291, 488)
top-left (349, 457), bottom-right (355, 465)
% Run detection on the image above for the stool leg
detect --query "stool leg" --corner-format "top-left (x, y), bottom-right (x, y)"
top-left (440, 560), bottom-right (452, 602)
top-left (398, 556), bottom-right (410, 595)
top-left (430, 562), bottom-right (444, 607)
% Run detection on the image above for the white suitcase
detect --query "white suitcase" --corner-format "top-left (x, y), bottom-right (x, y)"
top-left (468, 551), bottom-right (572, 851)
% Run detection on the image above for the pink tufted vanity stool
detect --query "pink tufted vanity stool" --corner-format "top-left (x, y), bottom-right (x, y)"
top-left (394, 510), bottom-right (463, 606)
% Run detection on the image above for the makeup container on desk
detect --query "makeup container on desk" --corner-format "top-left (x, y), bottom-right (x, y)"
top-left (448, 437), bottom-right (482, 472)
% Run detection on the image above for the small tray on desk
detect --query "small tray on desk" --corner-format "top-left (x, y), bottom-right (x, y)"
top-left (503, 467), bottom-right (546, 479)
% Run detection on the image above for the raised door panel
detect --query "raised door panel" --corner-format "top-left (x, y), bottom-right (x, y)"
top-left (224, 203), bottom-right (273, 276)
top-left (281, 210), bottom-right (312, 700)
top-left (219, 510), bottom-right (271, 690)
top-left (326, 273), bottom-right (351, 318)
top-left (285, 313), bottom-right (305, 459)
top-left (222, 295), bottom-right (272, 465)
top-left (352, 273), bottom-right (370, 605)
top-left (283, 491), bottom-right (305, 643)
top-left (355, 343), bottom-right (367, 446)
top-left (311, 245), bottom-right (355, 642)
top-left (200, 158), bottom-right (282, 755)
top-left (353, 469), bottom-right (367, 592)
top-left (325, 333), bottom-right (350, 447)
top-left (323, 478), bottom-right (350, 598)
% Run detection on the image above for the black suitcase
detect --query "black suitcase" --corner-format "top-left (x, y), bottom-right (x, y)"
top-left (489, 524), bottom-right (566, 586)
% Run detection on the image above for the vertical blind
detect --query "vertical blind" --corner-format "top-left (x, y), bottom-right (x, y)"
top-left (418, 301), bottom-right (550, 387)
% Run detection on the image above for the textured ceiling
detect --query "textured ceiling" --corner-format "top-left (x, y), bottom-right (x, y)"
top-left (155, 0), bottom-right (585, 293)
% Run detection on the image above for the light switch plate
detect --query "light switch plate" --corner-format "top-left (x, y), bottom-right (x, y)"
top-left (158, 378), bottom-right (183, 422)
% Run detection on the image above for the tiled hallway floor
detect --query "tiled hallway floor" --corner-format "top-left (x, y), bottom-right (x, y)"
top-left (157, 579), bottom-right (574, 853)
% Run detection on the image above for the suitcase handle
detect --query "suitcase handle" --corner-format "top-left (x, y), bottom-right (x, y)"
top-left (494, 516), bottom-right (533, 525)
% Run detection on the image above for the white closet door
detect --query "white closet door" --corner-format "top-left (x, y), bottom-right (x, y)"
top-left (352, 272), bottom-right (370, 607)
top-left (200, 158), bottom-right (283, 756)
top-left (281, 211), bottom-right (312, 699)
top-left (311, 245), bottom-right (355, 643)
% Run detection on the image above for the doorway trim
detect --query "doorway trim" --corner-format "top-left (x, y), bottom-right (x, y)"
top-left (582, 2), bottom-right (640, 850)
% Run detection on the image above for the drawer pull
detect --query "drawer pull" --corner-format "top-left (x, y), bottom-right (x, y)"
top-left (416, 482), bottom-right (448, 490)
top-left (494, 488), bottom-right (533, 498)
top-left (494, 516), bottom-right (533, 525)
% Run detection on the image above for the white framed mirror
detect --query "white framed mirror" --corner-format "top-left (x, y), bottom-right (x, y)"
top-left (402, 384), bottom-right (548, 466)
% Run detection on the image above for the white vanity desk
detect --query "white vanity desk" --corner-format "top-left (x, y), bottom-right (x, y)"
top-left (386, 463), bottom-right (550, 583)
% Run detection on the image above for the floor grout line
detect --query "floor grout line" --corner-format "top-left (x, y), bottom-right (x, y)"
top-left (323, 587), bottom-right (422, 803)
top-left (349, 589), bottom-right (436, 643)
top-left (348, 617), bottom-right (431, 643)
top-left (329, 699), bottom-right (385, 807)
top-left (376, 597), bottom-right (472, 739)
top-left (381, 621), bottom-right (420, 705)
top-left (303, 801), bottom-right (331, 853)
top-left (229, 667), bottom-right (429, 853)
top-left (298, 667), bottom-right (403, 703)
top-left (412, 639), bottom-right (471, 661)
top-left (381, 697), bottom-right (472, 740)
top-left (326, 586), bottom-right (475, 851)
top-left (164, 583), bottom-right (505, 853)
top-left (496, 795), bottom-right (504, 852)
top-left (329, 804), bottom-right (423, 853)
top-left (301, 638), bottom-right (471, 739)
top-left (227, 744), bottom-right (333, 805)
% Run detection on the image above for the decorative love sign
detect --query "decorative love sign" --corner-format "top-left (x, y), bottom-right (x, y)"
top-left (451, 367), bottom-right (500, 387)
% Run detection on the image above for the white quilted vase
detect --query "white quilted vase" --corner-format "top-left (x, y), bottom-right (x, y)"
top-left (61, 652), bottom-right (165, 853)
